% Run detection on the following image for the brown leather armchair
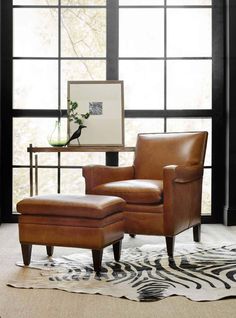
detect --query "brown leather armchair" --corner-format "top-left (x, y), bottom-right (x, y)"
top-left (82, 132), bottom-right (208, 257)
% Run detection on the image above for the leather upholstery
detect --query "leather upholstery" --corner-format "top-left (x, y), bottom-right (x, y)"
top-left (17, 194), bottom-right (125, 250)
top-left (124, 203), bottom-right (163, 213)
top-left (19, 212), bottom-right (123, 228)
top-left (83, 165), bottom-right (135, 194)
top-left (92, 179), bottom-right (163, 204)
top-left (17, 194), bottom-right (125, 219)
top-left (19, 221), bottom-right (124, 249)
top-left (123, 211), bottom-right (164, 235)
top-left (82, 132), bottom-right (208, 238)
top-left (134, 132), bottom-right (207, 180)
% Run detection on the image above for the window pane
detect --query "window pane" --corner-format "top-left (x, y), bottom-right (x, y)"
top-left (61, 60), bottom-right (106, 109)
top-left (14, 0), bottom-right (58, 4)
top-left (61, 9), bottom-right (106, 57)
top-left (38, 169), bottom-right (58, 194)
top-left (13, 168), bottom-right (29, 211)
top-left (125, 118), bottom-right (164, 146)
top-left (166, 118), bottom-right (212, 166)
top-left (167, 60), bottom-right (212, 109)
top-left (61, 152), bottom-right (105, 166)
top-left (13, 60), bottom-right (58, 109)
top-left (119, 152), bottom-right (134, 167)
top-left (13, 118), bottom-right (59, 165)
top-left (13, 9), bottom-right (58, 57)
top-left (61, 169), bottom-right (85, 195)
top-left (120, 0), bottom-right (164, 5)
top-left (202, 169), bottom-right (211, 215)
top-left (61, 0), bottom-right (105, 4)
top-left (167, 9), bottom-right (212, 57)
top-left (119, 9), bottom-right (164, 57)
top-left (119, 60), bottom-right (164, 109)
top-left (13, 168), bottom-right (57, 211)
top-left (14, 0), bottom-right (106, 4)
top-left (167, 0), bottom-right (211, 5)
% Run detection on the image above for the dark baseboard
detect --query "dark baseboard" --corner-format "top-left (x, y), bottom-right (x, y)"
top-left (1, 214), bottom-right (18, 224)
top-left (201, 215), bottom-right (220, 224)
top-left (224, 206), bottom-right (236, 226)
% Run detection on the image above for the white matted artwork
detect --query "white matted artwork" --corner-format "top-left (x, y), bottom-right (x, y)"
top-left (67, 81), bottom-right (124, 146)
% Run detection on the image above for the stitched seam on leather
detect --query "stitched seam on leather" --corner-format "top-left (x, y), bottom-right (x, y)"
top-left (19, 220), bottom-right (124, 229)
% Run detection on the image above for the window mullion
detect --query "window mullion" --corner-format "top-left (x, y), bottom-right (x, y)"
top-left (106, 0), bottom-right (119, 80)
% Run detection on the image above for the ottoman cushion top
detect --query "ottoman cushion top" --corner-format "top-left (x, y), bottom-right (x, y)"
top-left (17, 194), bottom-right (125, 219)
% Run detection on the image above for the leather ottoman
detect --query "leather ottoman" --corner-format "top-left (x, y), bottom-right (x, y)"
top-left (16, 194), bottom-right (125, 273)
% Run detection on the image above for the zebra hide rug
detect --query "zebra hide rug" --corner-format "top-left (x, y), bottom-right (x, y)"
top-left (8, 244), bottom-right (236, 302)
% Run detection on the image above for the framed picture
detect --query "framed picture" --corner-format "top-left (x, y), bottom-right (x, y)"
top-left (67, 80), bottom-right (124, 146)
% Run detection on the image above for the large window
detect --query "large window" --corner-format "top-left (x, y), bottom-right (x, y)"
top-left (12, 0), bottom-right (107, 210)
top-left (118, 0), bottom-right (212, 215)
top-left (1, 0), bottom-right (224, 222)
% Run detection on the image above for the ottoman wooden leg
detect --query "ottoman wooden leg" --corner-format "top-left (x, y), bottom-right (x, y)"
top-left (193, 224), bottom-right (201, 242)
top-left (21, 244), bottom-right (32, 266)
top-left (46, 246), bottom-right (54, 257)
top-left (92, 249), bottom-right (103, 273)
top-left (113, 240), bottom-right (122, 262)
top-left (165, 236), bottom-right (175, 258)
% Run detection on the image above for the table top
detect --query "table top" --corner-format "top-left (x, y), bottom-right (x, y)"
top-left (27, 145), bottom-right (136, 153)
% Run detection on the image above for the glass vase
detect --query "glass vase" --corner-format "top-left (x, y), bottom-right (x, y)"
top-left (48, 120), bottom-right (67, 147)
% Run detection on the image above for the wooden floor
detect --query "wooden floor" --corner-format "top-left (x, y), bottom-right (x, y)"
top-left (1, 224), bottom-right (236, 318)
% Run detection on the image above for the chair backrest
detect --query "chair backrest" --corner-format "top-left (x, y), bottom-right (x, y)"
top-left (134, 131), bottom-right (208, 180)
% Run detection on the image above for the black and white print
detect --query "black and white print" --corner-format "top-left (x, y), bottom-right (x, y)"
top-left (8, 244), bottom-right (236, 302)
top-left (89, 102), bottom-right (103, 115)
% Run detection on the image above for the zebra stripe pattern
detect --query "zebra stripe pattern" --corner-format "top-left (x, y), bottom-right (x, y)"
top-left (8, 244), bottom-right (236, 302)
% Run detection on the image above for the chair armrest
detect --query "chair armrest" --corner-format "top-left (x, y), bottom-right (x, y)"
top-left (163, 164), bottom-right (203, 183)
top-left (82, 165), bottom-right (135, 193)
top-left (163, 165), bottom-right (204, 236)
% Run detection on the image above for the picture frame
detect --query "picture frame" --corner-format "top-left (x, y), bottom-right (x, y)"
top-left (67, 80), bottom-right (124, 147)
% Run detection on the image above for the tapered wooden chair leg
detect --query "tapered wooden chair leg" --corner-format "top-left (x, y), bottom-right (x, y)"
top-left (113, 240), bottom-right (122, 262)
top-left (21, 244), bottom-right (32, 266)
top-left (165, 236), bottom-right (175, 258)
top-left (92, 249), bottom-right (103, 274)
top-left (46, 246), bottom-right (54, 257)
top-left (193, 224), bottom-right (201, 242)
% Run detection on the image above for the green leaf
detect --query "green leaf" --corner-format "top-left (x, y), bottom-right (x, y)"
top-left (72, 102), bottom-right (78, 110)
top-left (67, 100), bottom-right (90, 126)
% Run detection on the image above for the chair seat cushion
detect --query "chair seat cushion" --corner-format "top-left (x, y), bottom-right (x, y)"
top-left (92, 179), bottom-right (163, 204)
